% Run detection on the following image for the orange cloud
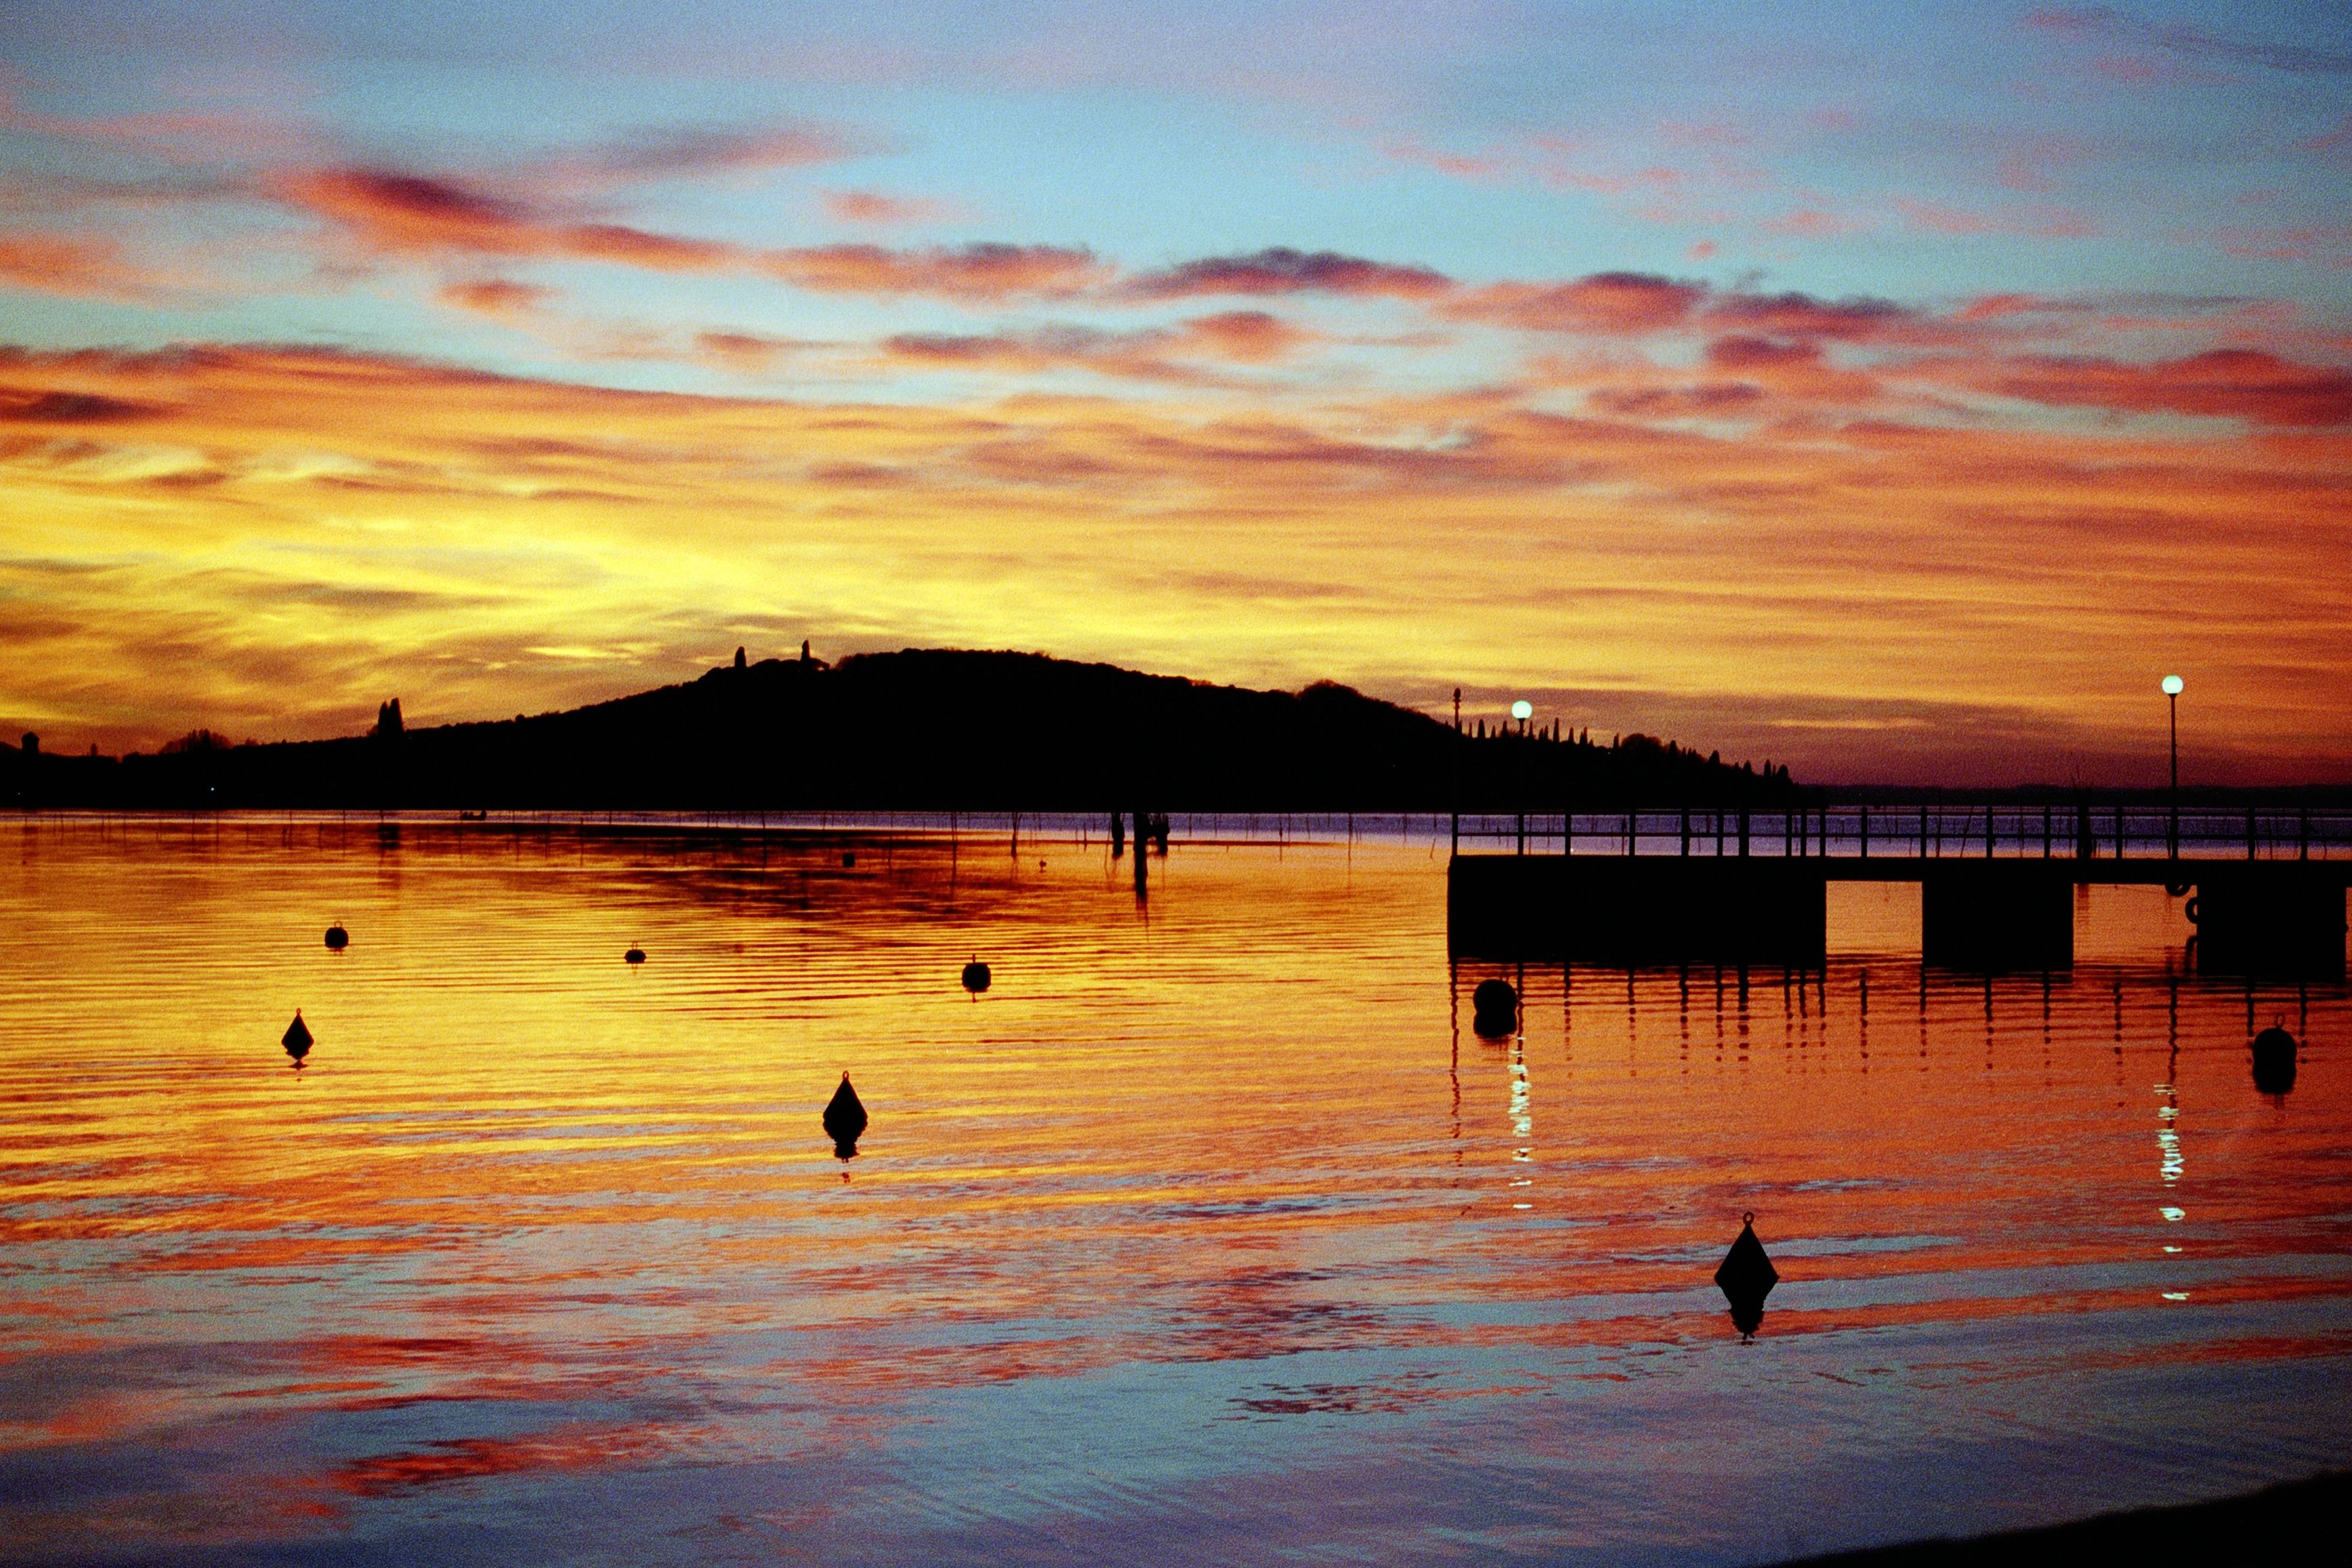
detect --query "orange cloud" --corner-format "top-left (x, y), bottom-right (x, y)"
top-left (435, 278), bottom-right (555, 319)
top-left (1, 339), bottom-right (2347, 780)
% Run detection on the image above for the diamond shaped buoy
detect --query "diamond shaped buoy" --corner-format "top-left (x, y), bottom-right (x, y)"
top-left (2252, 1024), bottom-right (2297, 1097)
top-left (822, 1073), bottom-right (868, 1158)
top-left (1715, 1211), bottom-right (1779, 1340)
top-left (282, 1009), bottom-right (313, 1065)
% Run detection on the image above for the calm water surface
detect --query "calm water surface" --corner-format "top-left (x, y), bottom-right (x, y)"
top-left (1, 818), bottom-right (2347, 1566)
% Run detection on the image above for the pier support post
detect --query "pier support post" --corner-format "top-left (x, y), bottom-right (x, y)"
top-left (2191, 869), bottom-right (2347, 977)
top-left (1922, 864), bottom-right (2073, 970)
top-left (1447, 855), bottom-right (1825, 966)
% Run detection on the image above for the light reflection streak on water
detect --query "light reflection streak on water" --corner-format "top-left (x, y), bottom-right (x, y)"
top-left (0, 820), bottom-right (2347, 1567)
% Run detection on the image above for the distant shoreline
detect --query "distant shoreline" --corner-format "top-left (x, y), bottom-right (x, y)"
top-left (1771, 1469), bottom-right (2351, 1567)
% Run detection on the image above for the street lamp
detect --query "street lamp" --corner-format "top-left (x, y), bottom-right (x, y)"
top-left (1511, 698), bottom-right (1532, 736)
top-left (2162, 675), bottom-right (2183, 857)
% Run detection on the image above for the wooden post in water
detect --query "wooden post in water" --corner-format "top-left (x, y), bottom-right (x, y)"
top-left (1860, 805), bottom-right (1870, 860)
top-left (2246, 805), bottom-right (2257, 861)
top-left (1679, 809), bottom-right (1689, 856)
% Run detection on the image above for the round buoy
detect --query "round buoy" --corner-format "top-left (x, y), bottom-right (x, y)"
top-left (2184, 895), bottom-right (2201, 925)
top-left (961, 958), bottom-right (992, 994)
top-left (842, 851), bottom-right (856, 868)
top-left (2252, 1024), bottom-right (2297, 1095)
top-left (282, 1009), bottom-right (313, 1062)
top-left (624, 947), bottom-right (646, 965)
top-left (324, 925), bottom-right (348, 950)
top-left (1471, 978), bottom-right (1518, 1036)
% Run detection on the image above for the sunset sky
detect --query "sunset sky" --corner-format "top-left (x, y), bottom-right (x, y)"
top-left (3, 1), bottom-right (2348, 783)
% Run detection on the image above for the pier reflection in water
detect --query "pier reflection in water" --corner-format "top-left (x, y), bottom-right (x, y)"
top-left (0, 820), bottom-right (2346, 1567)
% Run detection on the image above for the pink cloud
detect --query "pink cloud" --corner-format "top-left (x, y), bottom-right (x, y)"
top-left (1126, 247), bottom-right (1450, 301)
top-left (768, 242), bottom-right (1106, 299)
top-left (822, 190), bottom-right (954, 224)
top-left (1704, 291), bottom-right (1925, 343)
top-left (2301, 115), bottom-right (2352, 160)
top-left (276, 166), bottom-right (1104, 300)
top-left (0, 230), bottom-right (179, 301)
top-left (1964, 347), bottom-right (2352, 426)
top-left (2208, 224), bottom-right (2352, 267)
top-left (1444, 272), bottom-right (1706, 335)
top-left (1383, 141), bottom-right (1507, 181)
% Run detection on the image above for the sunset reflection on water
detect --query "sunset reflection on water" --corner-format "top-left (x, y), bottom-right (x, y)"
top-left (1, 818), bottom-right (2346, 1566)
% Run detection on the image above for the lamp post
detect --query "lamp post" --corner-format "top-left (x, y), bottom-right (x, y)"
top-left (1511, 698), bottom-right (1533, 737)
top-left (2162, 675), bottom-right (2183, 858)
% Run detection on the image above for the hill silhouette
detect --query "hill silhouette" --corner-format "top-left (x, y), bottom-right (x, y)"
top-left (3, 648), bottom-right (1793, 811)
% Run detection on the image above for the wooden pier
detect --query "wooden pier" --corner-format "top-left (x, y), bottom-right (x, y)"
top-left (1447, 805), bottom-right (2351, 973)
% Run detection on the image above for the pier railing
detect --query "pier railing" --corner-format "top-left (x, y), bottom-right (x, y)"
top-left (1451, 805), bottom-right (2352, 861)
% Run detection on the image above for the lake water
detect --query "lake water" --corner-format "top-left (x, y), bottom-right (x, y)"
top-left (1, 816), bottom-right (2347, 1566)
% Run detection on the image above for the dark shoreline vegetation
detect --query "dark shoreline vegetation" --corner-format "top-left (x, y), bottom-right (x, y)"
top-left (1768, 1469), bottom-right (2351, 1567)
top-left (0, 648), bottom-right (1795, 812)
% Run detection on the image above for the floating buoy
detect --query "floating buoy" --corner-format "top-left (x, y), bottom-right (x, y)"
top-left (282, 1009), bottom-right (313, 1062)
top-left (324, 925), bottom-right (348, 950)
top-left (842, 851), bottom-right (856, 868)
top-left (623, 948), bottom-right (646, 965)
top-left (1471, 978), bottom-right (1517, 1037)
top-left (961, 958), bottom-right (992, 994)
top-left (1715, 1211), bottom-right (1780, 1340)
top-left (823, 1072), bottom-right (868, 1156)
top-left (2252, 1023), bottom-right (2297, 1096)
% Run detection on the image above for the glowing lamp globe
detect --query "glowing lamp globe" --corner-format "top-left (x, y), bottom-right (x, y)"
top-left (1511, 700), bottom-right (1534, 721)
top-left (2162, 675), bottom-right (2183, 696)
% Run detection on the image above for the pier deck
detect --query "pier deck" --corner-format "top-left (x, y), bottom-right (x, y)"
top-left (1448, 805), bottom-right (2351, 973)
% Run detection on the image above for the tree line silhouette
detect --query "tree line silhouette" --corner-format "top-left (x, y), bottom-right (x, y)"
top-left (2, 648), bottom-right (1797, 811)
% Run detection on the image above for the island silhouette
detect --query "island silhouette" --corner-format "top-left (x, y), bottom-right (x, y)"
top-left (3, 647), bottom-right (1792, 811)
